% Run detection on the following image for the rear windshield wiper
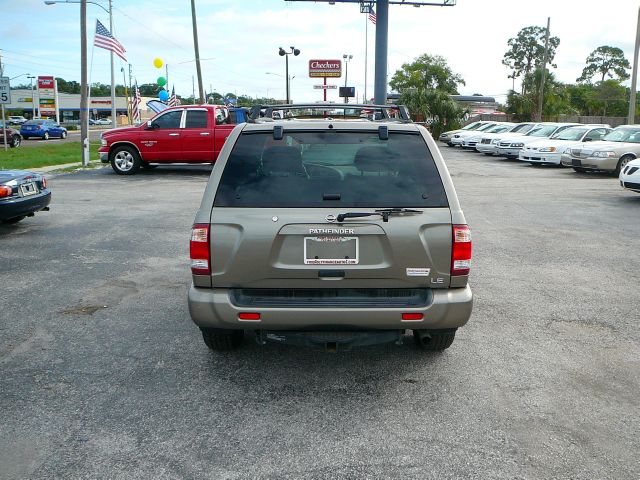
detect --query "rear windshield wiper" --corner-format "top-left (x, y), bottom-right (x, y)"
top-left (336, 208), bottom-right (422, 223)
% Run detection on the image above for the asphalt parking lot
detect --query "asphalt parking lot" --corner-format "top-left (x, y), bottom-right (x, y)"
top-left (1, 148), bottom-right (638, 479)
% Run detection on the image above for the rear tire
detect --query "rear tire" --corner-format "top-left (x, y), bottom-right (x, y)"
top-left (42, 132), bottom-right (49, 140)
top-left (61, 131), bottom-right (67, 139)
top-left (10, 136), bottom-right (21, 148)
top-left (201, 329), bottom-right (244, 351)
top-left (413, 329), bottom-right (456, 351)
top-left (573, 167), bottom-right (587, 173)
top-left (483, 153), bottom-right (493, 156)
top-left (2, 215), bottom-right (26, 224)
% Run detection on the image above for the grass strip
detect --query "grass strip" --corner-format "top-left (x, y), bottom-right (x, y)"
top-left (0, 141), bottom-right (100, 170)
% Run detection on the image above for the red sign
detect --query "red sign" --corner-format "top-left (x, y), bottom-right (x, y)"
top-left (309, 59), bottom-right (342, 78)
top-left (38, 76), bottom-right (55, 89)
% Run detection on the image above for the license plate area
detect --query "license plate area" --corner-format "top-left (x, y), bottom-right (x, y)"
top-left (20, 182), bottom-right (38, 196)
top-left (572, 159), bottom-right (582, 167)
top-left (304, 236), bottom-right (358, 265)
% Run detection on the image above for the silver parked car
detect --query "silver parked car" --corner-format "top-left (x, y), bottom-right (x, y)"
top-left (188, 104), bottom-right (473, 352)
top-left (562, 125), bottom-right (640, 174)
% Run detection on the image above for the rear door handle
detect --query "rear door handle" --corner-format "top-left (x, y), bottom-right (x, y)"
top-left (169, 133), bottom-right (180, 137)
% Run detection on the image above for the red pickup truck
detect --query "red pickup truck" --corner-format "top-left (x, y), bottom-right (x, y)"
top-left (99, 105), bottom-right (245, 175)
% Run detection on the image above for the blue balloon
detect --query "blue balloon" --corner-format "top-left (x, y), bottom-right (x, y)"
top-left (159, 90), bottom-right (169, 101)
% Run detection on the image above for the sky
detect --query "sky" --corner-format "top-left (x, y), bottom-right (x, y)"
top-left (1, 0), bottom-right (639, 104)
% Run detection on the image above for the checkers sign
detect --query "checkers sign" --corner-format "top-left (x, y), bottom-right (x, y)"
top-left (309, 59), bottom-right (342, 78)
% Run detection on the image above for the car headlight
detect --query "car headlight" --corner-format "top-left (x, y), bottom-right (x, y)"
top-left (101, 138), bottom-right (107, 146)
top-left (538, 147), bottom-right (557, 153)
top-left (592, 151), bottom-right (616, 158)
top-left (511, 143), bottom-right (524, 148)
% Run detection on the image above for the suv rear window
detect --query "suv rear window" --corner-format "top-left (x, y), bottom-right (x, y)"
top-left (214, 131), bottom-right (448, 208)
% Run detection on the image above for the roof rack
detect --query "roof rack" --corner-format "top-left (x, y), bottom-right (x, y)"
top-left (248, 103), bottom-right (412, 123)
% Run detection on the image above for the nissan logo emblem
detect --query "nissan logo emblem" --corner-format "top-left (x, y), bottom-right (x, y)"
top-left (325, 214), bottom-right (337, 223)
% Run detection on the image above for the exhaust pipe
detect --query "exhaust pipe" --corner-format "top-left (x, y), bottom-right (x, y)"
top-left (414, 330), bottom-right (432, 347)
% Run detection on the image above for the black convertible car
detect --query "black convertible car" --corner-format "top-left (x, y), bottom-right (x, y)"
top-left (0, 170), bottom-right (51, 224)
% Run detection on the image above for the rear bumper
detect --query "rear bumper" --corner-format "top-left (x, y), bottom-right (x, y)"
top-left (188, 285), bottom-right (473, 331)
top-left (0, 191), bottom-right (51, 221)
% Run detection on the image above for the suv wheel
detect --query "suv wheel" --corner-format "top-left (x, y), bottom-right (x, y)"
top-left (201, 328), bottom-right (244, 351)
top-left (413, 329), bottom-right (456, 351)
top-left (110, 146), bottom-right (141, 175)
top-left (11, 136), bottom-right (21, 148)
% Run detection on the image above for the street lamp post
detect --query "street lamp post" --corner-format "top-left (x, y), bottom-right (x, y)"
top-left (27, 76), bottom-right (36, 118)
top-left (343, 54), bottom-right (353, 103)
top-left (278, 47), bottom-right (300, 104)
top-left (45, 0), bottom-right (116, 126)
top-left (266, 72), bottom-right (295, 103)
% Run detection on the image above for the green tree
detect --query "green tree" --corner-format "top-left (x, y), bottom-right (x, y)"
top-left (399, 89), bottom-right (465, 138)
top-left (389, 54), bottom-right (464, 94)
top-left (506, 70), bottom-right (574, 119)
top-left (594, 80), bottom-right (628, 116)
top-left (577, 46), bottom-right (631, 83)
top-left (502, 26), bottom-right (560, 93)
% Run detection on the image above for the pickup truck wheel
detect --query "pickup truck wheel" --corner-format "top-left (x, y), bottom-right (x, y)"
top-left (413, 329), bottom-right (456, 351)
top-left (110, 146), bottom-right (141, 175)
top-left (201, 329), bottom-right (244, 351)
top-left (615, 155), bottom-right (634, 175)
top-left (10, 136), bottom-right (21, 148)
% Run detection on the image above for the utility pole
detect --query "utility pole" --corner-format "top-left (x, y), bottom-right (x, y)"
top-left (628, 6), bottom-right (640, 124)
top-left (536, 17), bottom-right (551, 122)
top-left (373, 0), bottom-right (388, 105)
top-left (0, 53), bottom-right (7, 151)
top-left (191, 0), bottom-right (205, 104)
top-left (80, 0), bottom-right (89, 166)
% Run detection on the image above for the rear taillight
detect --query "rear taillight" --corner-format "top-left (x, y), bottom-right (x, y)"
top-left (451, 224), bottom-right (472, 276)
top-left (0, 185), bottom-right (13, 198)
top-left (190, 224), bottom-right (210, 275)
top-left (41, 177), bottom-right (47, 189)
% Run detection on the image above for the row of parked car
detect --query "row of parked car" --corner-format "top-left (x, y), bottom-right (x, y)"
top-left (439, 120), bottom-right (640, 194)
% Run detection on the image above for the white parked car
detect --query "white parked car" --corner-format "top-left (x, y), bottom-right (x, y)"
top-left (94, 118), bottom-right (112, 126)
top-left (450, 122), bottom-right (500, 146)
top-left (476, 123), bottom-right (539, 155)
top-left (461, 123), bottom-right (514, 149)
top-left (438, 121), bottom-right (493, 146)
top-left (619, 158), bottom-right (640, 193)
top-left (518, 126), bottom-right (612, 165)
top-left (496, 123), bottom-right (581, 158)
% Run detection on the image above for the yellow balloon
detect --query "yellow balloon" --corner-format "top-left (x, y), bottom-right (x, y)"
top-left (153, 58), bottom-right (163, 69)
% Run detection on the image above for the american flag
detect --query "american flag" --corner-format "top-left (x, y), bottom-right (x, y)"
top-left (168, 86), bottom-right (180, 107)
top-left (369, 7), bottom-right (376, 24)
top-left (94, 20), bottom-right (127, 62)
top-left (132, 81), bottom-right (141, 123)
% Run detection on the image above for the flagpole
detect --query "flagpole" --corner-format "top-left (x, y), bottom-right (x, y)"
top-left (106, 0), bottom-right (116, 127)
top-left (364, 11), bottom-right (368, 103)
